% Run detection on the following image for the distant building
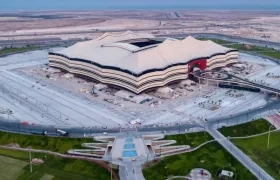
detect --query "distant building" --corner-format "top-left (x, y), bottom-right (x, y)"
top-left (49, 31), bottom-right (238, 94)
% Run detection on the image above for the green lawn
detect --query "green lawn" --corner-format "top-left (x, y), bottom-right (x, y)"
top-left (261, 51), bottom-right (280, 60)
top-left (197, 38), bottom-right (232, 45)
top-left (0, 148), bottom-right (114, 180)
top-left (0, 46), bottom-right (41, 56)
top-left (218, 119), bottom-right (280, 179)
top-left (219, 119), bottom-right (275, 137)
top-left (233, 131), bottom-right (280, 179)
top-left (226, 43), bottom-right (280, 61)
top-left (163, 131), bottom-right (213, 146)
top-left (0, 155), bottom-right (28, 180)
top-left (144, 132), bottom-right (255, 180)
top-left (0, 131), bottom-right (93, 154)
top-left (225, 43), bottom-right (276, 52)
top-left (198, 38), bottom-right (280, 61)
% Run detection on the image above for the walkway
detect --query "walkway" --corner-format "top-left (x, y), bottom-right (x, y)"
top-left (110, 134), bottom-right (154, 180)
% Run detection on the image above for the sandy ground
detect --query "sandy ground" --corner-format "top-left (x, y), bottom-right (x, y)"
top-left (0, 10), bottom-right (280, 42)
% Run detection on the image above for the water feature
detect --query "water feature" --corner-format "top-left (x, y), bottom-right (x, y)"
top-left (123, 150), bottom-right (137, 157)
top-left (125, 138), bottom-right (133, 143)
top-left (124, 143), bottom-right (135, 149)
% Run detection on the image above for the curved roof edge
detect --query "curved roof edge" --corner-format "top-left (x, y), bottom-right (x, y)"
top-left (49, 49), bottom-right (238, 77)
top-left (97, 30), bottom-right (155, 42)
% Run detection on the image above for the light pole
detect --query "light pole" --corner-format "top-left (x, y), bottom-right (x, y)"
top-left (165, 166), bottom-right (168, 179)
top-left (110, 152), bottom-right (112, 180)
top-left (267, 125), bottom-right (274, 149)
top-left (29, 148), bottom-right (32, 173)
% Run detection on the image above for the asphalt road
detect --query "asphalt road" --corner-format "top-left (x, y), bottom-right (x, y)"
top-left (0, 96), bottom-right (279, 138)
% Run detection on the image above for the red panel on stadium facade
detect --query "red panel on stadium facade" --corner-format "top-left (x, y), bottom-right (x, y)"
top-left (188, 59), bottom-right (207, 74)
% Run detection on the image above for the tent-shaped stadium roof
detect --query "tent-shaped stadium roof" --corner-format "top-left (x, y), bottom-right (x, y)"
top-left (56, 31), bottom-right (233, 74)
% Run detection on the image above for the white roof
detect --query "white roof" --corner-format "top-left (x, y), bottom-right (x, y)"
top-left (180, 79), bottom-right (193, 85)
top-left (131, 94), bottom-right (151, 103)
top-left (232, 63), bottom-right (246, 68)
top-left (157, 87), bottom-right (174, 94)
top-left (221, 170), bottom-right (234, 177)
top-left (56, 31), bottom-right (233, 74)
top-left (94, 84), bottom-right (107, 90)
top-left (114, 90), bottom-right (132, 99)
top-left (130, 118), bottom-right (141, 125)
top-left (222, 67), bottom-right (232, 72)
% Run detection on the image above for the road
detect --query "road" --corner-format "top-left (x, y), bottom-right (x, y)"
top-left (208, 127), bottom-right (274, 180)
top-left (0, 97), bottom-right (280, 138)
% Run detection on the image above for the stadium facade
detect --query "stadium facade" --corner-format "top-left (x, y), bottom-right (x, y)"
top-left (48, 31), bottom-right (238, 94)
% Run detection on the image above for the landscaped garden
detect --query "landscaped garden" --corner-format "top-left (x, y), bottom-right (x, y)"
top-left (261, 51), bottom-right (280, 60)
top-left (144, 132), bottom-right (256, 180)
top-left (218, 119), bottom-right (280, 179)
top-left (197, 38), bottom-right (232, 45)
top-left (219, 118), bottom-right (275, 137)
top-left (200, 37), bottom-right (280, 61)
top-left (163, 131), bottom-right (213, 146)
top-left (233, 131), bottom-right (280, 179)
top-left (226, 43), bottom-right (277, 52)
top-left (0, 148), bottom-right (115, 180)
top-left (0, 46), bottom-right (41, 56)
top-left (0, 130), bottom-right (120, 179)
top-left (0, 131), bottom-right (93, 153)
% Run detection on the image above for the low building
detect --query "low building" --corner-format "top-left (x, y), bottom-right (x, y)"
top-left (94, 84), bottom-right (107, 91)
top-left (114, 90), bottom-right (132, 99)
top-left (157, 87), bottom-right (174, 94)
top-left (219, 170), bottom-right (234, 179)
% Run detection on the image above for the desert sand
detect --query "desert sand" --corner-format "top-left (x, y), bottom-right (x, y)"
top-left (0, 10), bottom-right (280, 42)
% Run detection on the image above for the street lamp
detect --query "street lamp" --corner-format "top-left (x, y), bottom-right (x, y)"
top-left (165, 166), bottom-right (168, 179)
top-left (110, 152), bottom-right (113, 180)
top-left (29, 147), bottom-right (32, 173)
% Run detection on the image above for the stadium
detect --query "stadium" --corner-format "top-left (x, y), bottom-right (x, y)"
top-left (48, 31), bottom-right (238, 94)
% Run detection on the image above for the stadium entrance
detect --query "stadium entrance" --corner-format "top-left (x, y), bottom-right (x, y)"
top-left (188, 59), bottom-right (207, 80)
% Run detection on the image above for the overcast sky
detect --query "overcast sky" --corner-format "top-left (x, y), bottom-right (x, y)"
top-left (1, 0), bottom-right (280, 10)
